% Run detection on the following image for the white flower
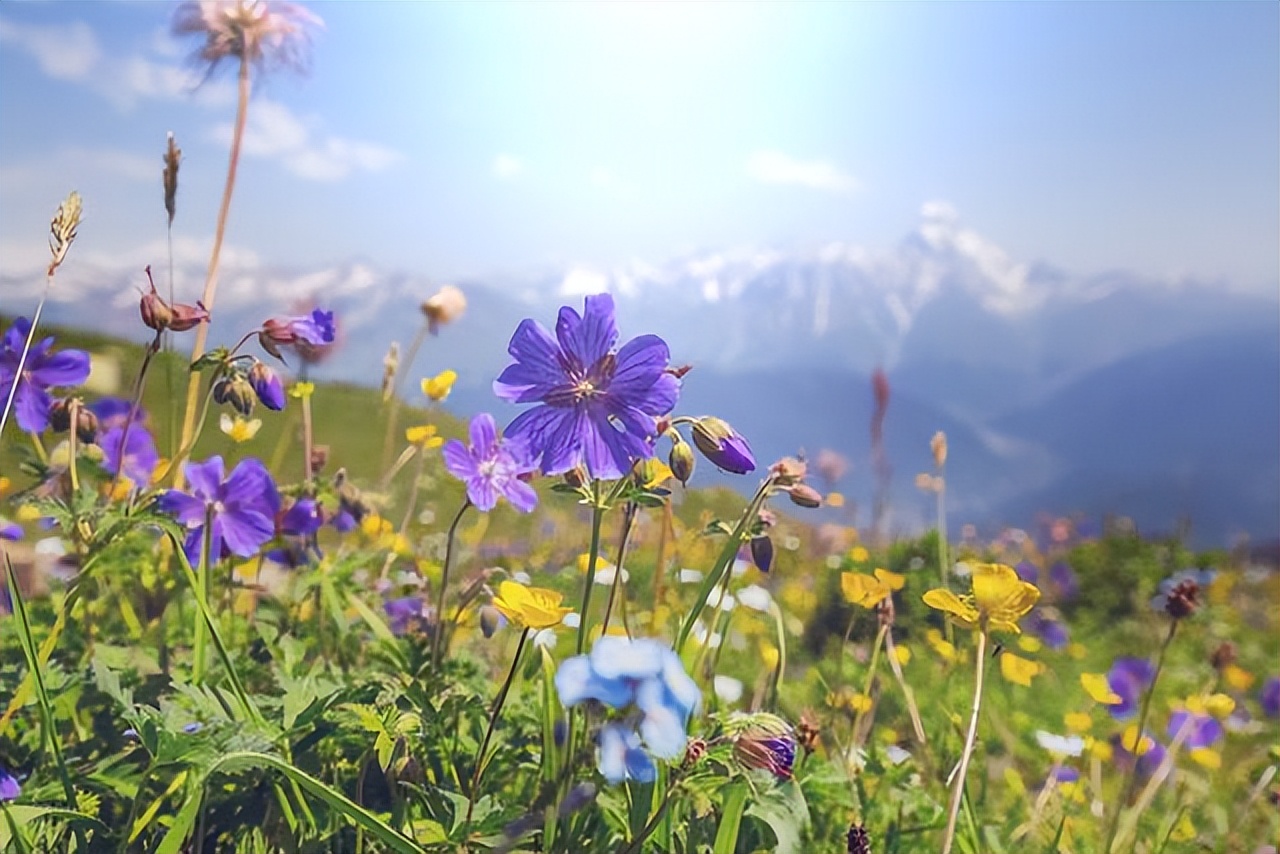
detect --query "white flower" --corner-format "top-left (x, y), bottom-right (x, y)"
top-left (885, 745), bottom-right (912, 766)
top-left (691, 620), bottom-right (722, 649)
top-left (953, 561), bottom-right (973, 578)
top-left (561, 612), bottom-right (581, 629)
top-left (713, 676), bottom-right (744, 703)
top-left (737, 584), bottom-right (773, 612)
top-left (731, 558), bottom-right (750, 578)
top-left (678, 568), bottom-right (703, 584)
top-left (1035, 731), bottom-right (1084, 757)
top-left (532, 628), bottom-right (557, 650)
top-left (594, 565), bottom-right (630, 586)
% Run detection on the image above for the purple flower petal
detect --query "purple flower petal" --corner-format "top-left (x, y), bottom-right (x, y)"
top-left (469, 413), bottom-right (498, 458)
top-left (14, 380), bottom-right (52, 433)
top-left (30, 349), bottom-right (90, 387)
top-left (502, 478), bottom-right (538, 513)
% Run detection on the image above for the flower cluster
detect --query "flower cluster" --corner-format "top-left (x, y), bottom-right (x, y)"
top-left (556, 636), bottom-right (700, 783)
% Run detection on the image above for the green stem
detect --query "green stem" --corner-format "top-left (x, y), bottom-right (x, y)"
top-left (109, 332), bottom-right (162, 498)
top-left (430, 499), bottom-right (472, 669)
top-left (1103, 619), bottom-right (1178, 854)
top-left (711, 783), bottom-right (749, 854)
top-left (618, 778), bottom-right (679, 854)
top-left (192, 512), bottom-right (213, 684)
top-left (940, 629), bottom-right (987, 854)
top-left (465, 627), bottom-right (529, 832)
top-left (601, 501), bottom-right (638, 635)
top-left (380, 323), bottom-right (429, 477)
top-left (852, 623), bottom-right (888, 748)
top-left (576, 481), bottom-right (607, 655)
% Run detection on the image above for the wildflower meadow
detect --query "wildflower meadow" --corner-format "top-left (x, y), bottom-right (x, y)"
top-left (0, 3), bottom-right (1277, 854)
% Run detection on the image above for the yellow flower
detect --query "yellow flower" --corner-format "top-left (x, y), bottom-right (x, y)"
top-left (1080, 673), bottom-right (1121, 705)
top-left (360, 514), bottom-right (393, 540)
top-left (1064, 711), bottom-right (1092, 733)
top-left (926, 628), bottom-right (958, 663)
top-left (893, 645), bottom-right (912, 666)
top-left (848, 546), bottom-right (869, 563)
top-left (220, 413), bottom-right (262, 443)
top-left (1121, 725), bottom-right (1153, 756)
top-left (841, 572), bottom-right (889, 608)
top-left (922, 563), bottom-right (1040, 634)
top-left (1223, 664), bottom-right (1255, 691)
top-left (491, 581), bottom-right (571, 629)
top-left (405, 424), bottom-right (444, 449)
top-left (876, 568), bottom-right (905, 590)
top-left (1000, 652), bottom-right (1044, 686)
top-left (289, 381), bottom-right (314, 400)
top-left (0, 476), bottom-right (10, 495)
top-left (636, 457), bottom-right (673, 488)
top-left (1017, 635), bottom-right (1042, 653)
top-left (1002, 767), bottom-right (1026, 798)
top-left (848, 693), bottom-right (873, 713)
top-left (760, 642), bottom-right (780, 671)
top-left (1168, 813), bottom-right (1196, 843)
top-left (826, 491), bottom-right (845, 508)
top-left (1189, 747), bottom-right (1221, 770)
top-left (1086, 736), bottom-right (1113, 762)
top-left (1202, 693), bottom-right (1235, 720)
top-left (15, 505), bottom-right (41, 523)
top-left (1067, 642), bottom-right (1087, 660)
top-left (422, 369), bottom-right (457, 402)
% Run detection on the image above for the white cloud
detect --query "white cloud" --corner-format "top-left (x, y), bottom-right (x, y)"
top-left (0, 147), bottom-right (156, 189)
top-left (0, 18), bottom-right (101, 81)
top-left (492, 154), bottom-right (522, 179)
top-left (559, 266), bottom-right (610, 297)
top-left (746, 150), bottom-right (858, 194)
top-left (211, 99), bottom-right (402, 181)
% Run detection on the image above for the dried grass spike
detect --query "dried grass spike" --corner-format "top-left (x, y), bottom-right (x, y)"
top-left (48, 191), bottom-right (82, 278)
top-left (163, 132), bottom-right (182, 225)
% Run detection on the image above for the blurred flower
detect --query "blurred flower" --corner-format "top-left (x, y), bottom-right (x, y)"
top-left (0, 765), bottom-right (19, 801)
top-left (926, 627), bottom-right (958, 663)
top-left (443, 413), bottom-right (537, 513)
top-left (1035, 730), bottom-right (1085, 757)
top-left (0, 519), bottom-right (21, 541)
top-left (421, 284), bottom-right (466, 334)
top-left (1223, 663), bottom-right (1255, 692)
top-left (1112, 729), bottom-right (1166, 779)
top-left (749, 535), bottom-right (774, 573)
top-left (1080, 673), bottom-right (1122, 705)
top-left (1106, 658), bottom-right (1156, 720)
top-left (421, 369), bottom-right (457, 402)
top-left (1064, 711), bottom-right (1092, 733)
top-left (384, 596), bottom-right (428, 635)
top-left (841, 568), bottom-right (901, 609)
top-left (930, 431), bottom-right (947, 468)
top-left (173, 0), bottom-right (321, 76)
top-left (1048, 561), bottom-right (1079, 600)
top-left (0, 318), bottom-right (90, 433)
top-left (1153, 568), bottom-right (1215, 619)
top-left (1167, 707), bottom-right (1223, 750)
top-left (99, 419), bottom-right (159, 486)
top-left (922, 562), bottom-right (1040, 634)
top-left (737, 584), bottom-right (773, 612)
top-left (260, 308), bottom-right (336, 357)
top-left (714, 675), bottom-right (744, 703)
top-left (491, 580), bottom-right (570, 629)
top-left (1000, 652), bottom-right (1044, 686)
top-left (494, 294), bottom-right (679, 480)
top-left (598, 722), bottom-right (655, 784)
top-left (556, 636), bottom-right (700, 766)
top-left (1262, 677), bottom-right (1280, 719)
top-left (826, 491), bottom-right (845, 507)
top-left (848, 546), bottom-right (869, 563)
top-left (220, 412), bottom-right (261, 442)
top-left (690, 416), bottom-right (756, 474)
top-left (405, 424), bottom-right (443, 449)
top-left (1014, 561), bottom-right (1039, 584)
top-left (1025, 610), bottom-right (1070, 650)
top-left (814, 448), bottom-right (848, 483)
top-left (159, 455), bottom-right (280, 565)
top-left (288, 381), bottom-right (314, 400)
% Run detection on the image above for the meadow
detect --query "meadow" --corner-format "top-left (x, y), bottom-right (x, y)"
top-left (0, 3), bottom-right (1277, 853)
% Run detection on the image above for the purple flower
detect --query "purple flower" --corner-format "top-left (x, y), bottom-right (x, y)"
top-left (0, 765), bottom-right (19, 801)
top-left (90, 397), bottom-right (143, 428)
top-left (1014, 561), bottom-right (1039, 584)
top-left (494, 294), bottom-right (679, 480)
top-left (690, 416), bottom-right (756, 475)
top-left (158, 456), bottom-right (280, 566)
top-left (1262, 677), bottom-right (1280, 719)
top-left (0, 520), bottom-right (21, 541)
top-left (598, 722), bottom-right (657, 784)
top-left (249, 361), bottom-right (285, 411)
top-left (281, 497), bottom-right (323, 536)
top-left (1112, 732), bottom-right (1167, 779)
top-left (0, 317), bottom-right (90, 433)
top-left (262, 308), bottom-right (336, 348)
top-left (1048, 561), bottom-right (1079, 601)
top-left (384, 596), bottom-right (427, 635)
top-left (1026, 610), bottom-right (1070, 650)
top-left (442, 413), bottom-right (538, 513)
top-left (1167, 710), bottom-right (1222, 749)
top-left (1107, 658), bottom-right (1155, 720)
top-left (100, 423), bottom-right (159, 486)
top-left (1042, 765), bottom-right (1081, 788)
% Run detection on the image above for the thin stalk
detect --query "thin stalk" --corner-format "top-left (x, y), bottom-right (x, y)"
top-left (883, 630), bottom-right (926, 744)
top-left (576, 481), bottom-right (607, 655)
top-left (618, 779), bottom-right (679, 854)
top-left (0, 283), bottom-right (49, 444)
top-left (940, 629), bottom-right (988, 854)
top-left (193, 511), bottom-right (214, 684)
top-left (175, 53), bottom-right (251, 488)
top-left (430, 499), bottom-right (472, 669)
top-left (1102, 620), bottom-right (1177, 854)
top-left (852, 623), bottom-right (888, 748)
top-left (380, 322), bottom-right (429, 475)
top-left (109, 332), bottom-right (163, 498)
top-left (936, 478), bottom-right (953, 645)
top-left (300, 379), bottom-right (315, 487)
top-left (66, 399), bottom-right (81, 495)
top-left (1113, 713), bottom-right (1195, 852)
top-left (465, 627), bottom-right (529, 831)
top-left (601, 502), bottom-right (639, 635)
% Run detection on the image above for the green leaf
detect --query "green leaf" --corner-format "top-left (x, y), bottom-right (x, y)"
top-left (0, 805), bottom-right (107, 851)
top-left (745, 780), bottom-right (811, 854)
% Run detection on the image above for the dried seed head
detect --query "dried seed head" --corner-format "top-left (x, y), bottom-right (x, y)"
top-left (163, 132), bottom-right (181, 226)
top-left (847, 822), bottom-right (871, 854)
top-left (421, 284), bottom-right (466, 333)
top-left (48, 191), bottom-right (82, 277)
top-left (381, 341), bottom-right (400, 402)
top-left (1164, 579), bottom-right (1201, 619)
top-left (769, 456), bottom-right (807, 486)
top-left (173, 0), bottom-right (322, 78)
top-left (931, 431), bottom-right (948, 468)
top-left (796, 709), bottom-right (821, 755)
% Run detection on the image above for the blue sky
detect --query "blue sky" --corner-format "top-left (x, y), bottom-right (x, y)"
top-left (1, 1), bottom-right (1276, 294)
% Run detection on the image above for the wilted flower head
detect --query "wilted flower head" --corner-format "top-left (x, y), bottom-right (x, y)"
top-left (421, 284), bottom-right (466, 334)
top-left (173, 0), bottom-right (322, 76)
top-left (922, 562), bottom-right (1040, 634)
top-left (769, 456), bottom-right (807, 486)
top-left (726, 713), bottom-right (797, 781)
top-left (1153, 568), bottom-right (1215, 619)
top-left (0, 318), bottom-right (91, 434)
top-left (494, 294), bottom-right (679, 480)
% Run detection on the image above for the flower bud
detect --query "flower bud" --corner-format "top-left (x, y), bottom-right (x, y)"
top-left (479, 604), bottom-right (504, 638)
top-left (750, 535), bottom-right (774, 573)
top-left (213, 375), bottom-right (257, 417)
top-left (168, 299), bottom-right (210, 333)
top-left (931, 431), bottom-right (948, 469)
top-left (248, 360), bottom-right (285, 411)
top-left (787, 484), bottom-right (823, 509)
top-left (140, 284), bottom-right (174, 331)
top-left (769, 456), bottom-right (807, 486)
top-left (311, 445), bottom-right (329, 474)
top-left (690, 416), bottom-right (756, 474)
top-left (669, 437), bottom-right (696, 485)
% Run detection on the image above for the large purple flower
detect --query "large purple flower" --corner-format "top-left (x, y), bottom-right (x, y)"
top-left (0, 317), bottom-right (90, 433)
top-left (159, 456), bottom-right (280, 565)
top-left (442, 413), bottom-right (537, 512)
top-left (493, 294), bottom-right (679, 480)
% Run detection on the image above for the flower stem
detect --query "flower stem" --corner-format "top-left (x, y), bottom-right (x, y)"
top-left (852, 623), bottom-right (888, 748)
top-left (602, 501), bottom-right (638, 636)
top-left (301, 373), bottom-right (315, 487)
top-left (940, 628), bottom-right (988, 854)
top-left (192, 512), bottom-right (214, 684)
top-left (576, 481), bottom-right (607, 655)
top-left (936, 475), bottom-right (953, 645)
top-left (618, 777), bottom-right (680, 854)
top-left (109, 332), bottom-right (162, 499)
top-left (430, 499), bottom-right (472, 669)
top-left (175, 53), bottom-right (251, 489)
top-left (0, 284), bottom-right (48, 444)
top-left (1103, 619), bottom-right (1177, 854)
top-left (465, 627), bottom-right (529, 832)
top-left (380, 322), bottom-right (429, 476)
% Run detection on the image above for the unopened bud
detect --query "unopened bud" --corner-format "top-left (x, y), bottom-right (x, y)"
top-left (140, 283), bottom-right (174, 331)
top-left (787, 484), bottom-right (823, 509)
top-left (213, 375), bottom-right (256, 417)
top-left (769, 456), bottom-right (807, 486)
top-left (310, 445), bottom-right (329, 474)
top-left (690, 416), bottom-right (756, 474)
top-left (248, 360), bottom-right (285, 411)
top-left (563, 466), bottom-right (586, 489)
top-left (750, 535), bottom-right (774, 573)
top-left (669, 438), bottom-right (695, 485)
top-left (479, 605), bottom-right (504, 638)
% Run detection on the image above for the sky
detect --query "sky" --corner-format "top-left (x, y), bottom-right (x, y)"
top-left (1, 1), bottom-right (1277, 296)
